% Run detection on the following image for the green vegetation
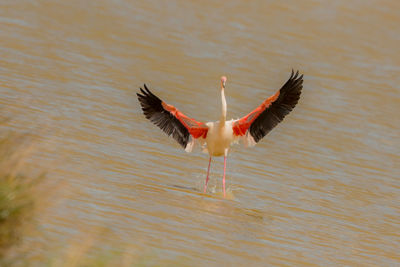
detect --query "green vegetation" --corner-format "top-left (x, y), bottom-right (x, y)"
top-left (0, 131), bottom-right (42, 259)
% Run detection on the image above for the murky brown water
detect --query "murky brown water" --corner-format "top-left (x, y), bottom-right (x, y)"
top-left (1, 0), bottom-right (399, 265)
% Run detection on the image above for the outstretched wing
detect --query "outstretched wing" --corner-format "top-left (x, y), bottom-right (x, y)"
top-left (232, 70), bottom-right (303, 145)
top-left (137, 84), bottom-right (208, 151)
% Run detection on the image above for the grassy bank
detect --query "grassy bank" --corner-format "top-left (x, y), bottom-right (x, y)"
top-left (0, 130), bottom-right (45, 262)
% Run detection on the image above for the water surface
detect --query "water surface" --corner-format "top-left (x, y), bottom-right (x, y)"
top-left (0, 0), bottom-right (399, 265)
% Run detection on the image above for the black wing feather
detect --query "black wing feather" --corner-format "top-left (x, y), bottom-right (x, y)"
top-left (137, 85), bottom-right (190, 148)
top-left (249, 70), bottom-right (303, 142)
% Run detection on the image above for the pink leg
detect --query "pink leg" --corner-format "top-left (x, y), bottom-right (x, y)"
top-left (223, 155), bottom-right (227, 198)
top-left (203, 156), bottom-right (212, 193)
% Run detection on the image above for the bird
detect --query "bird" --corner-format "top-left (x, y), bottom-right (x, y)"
top-left (137, 70), bottom-right (303, 197)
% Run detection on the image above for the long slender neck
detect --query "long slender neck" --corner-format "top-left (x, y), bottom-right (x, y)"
top-left (220, 88), bottom-right (227, 126)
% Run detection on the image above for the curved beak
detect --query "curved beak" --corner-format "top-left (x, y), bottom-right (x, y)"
top-left (221, 76), bottom-right (227, 89)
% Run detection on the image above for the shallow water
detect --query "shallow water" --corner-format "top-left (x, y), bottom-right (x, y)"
top-left (1, 0), bottom-right (399, 265)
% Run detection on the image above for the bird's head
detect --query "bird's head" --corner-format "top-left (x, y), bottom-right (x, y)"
top-left (221, 76), bottom-right (227, 89)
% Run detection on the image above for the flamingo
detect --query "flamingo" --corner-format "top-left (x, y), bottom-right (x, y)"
top-left (137, 70), bottom-right (303, 197)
